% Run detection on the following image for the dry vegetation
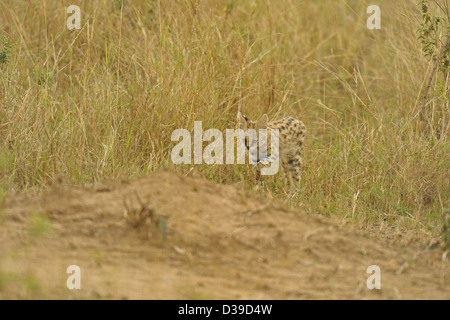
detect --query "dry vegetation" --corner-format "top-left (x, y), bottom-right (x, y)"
top-left (0, 0), bottom-right (449, 243)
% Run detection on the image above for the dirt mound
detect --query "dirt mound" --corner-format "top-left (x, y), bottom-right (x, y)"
top-left (0, 172), bottom-right (448, 299)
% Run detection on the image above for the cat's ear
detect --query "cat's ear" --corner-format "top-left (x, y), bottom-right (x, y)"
top-left (237, 112), bottom-right (247, 130)
top-left (256, 114), bottom-right (268, 129)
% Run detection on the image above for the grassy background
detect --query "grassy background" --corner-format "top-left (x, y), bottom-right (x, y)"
top-left (0, 0), bottom-right (449, 240)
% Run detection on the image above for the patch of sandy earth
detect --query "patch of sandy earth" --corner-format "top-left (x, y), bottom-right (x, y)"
top-left (0, 172), bottom-right (448, 299)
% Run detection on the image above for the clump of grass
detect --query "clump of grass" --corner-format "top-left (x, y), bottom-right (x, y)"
top-left (34, 68), bottom-right (54, 86)
top-left (91, 249), bottom-right (106, 266)
top-left (123, 193), bottom-right (167, 242)
top-left (417, 0), bottom-right (450, 137)
top-left (0, 35), bottom-right (12, 65)
top-left (28, 212), bottom-right (53, 238)
top-left (0, 270), bottom-right (43, 299)
top-left (23, 273), bottom-right (42, 297)
top-left (0, 187), bottom-right (5, 223)
top-left (0, 149), bottom-right (12, 222)
top-left (0, 0), bottom-right (448, 242)
top-left (184, 286), bottom-right (215, 300)
top-left (443, 211), bottom-right (450, 250)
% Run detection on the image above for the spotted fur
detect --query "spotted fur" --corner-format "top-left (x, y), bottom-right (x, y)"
top-left (237, 112), bottom-right (306, 191)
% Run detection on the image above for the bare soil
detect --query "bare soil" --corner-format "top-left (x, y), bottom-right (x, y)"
top-left (0, 172), bottom-right (448, 299)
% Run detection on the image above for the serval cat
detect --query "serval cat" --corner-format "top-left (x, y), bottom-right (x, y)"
top-left (237, 112), bottom-right (306, 192)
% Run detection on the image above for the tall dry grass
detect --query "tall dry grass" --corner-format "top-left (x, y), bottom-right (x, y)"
top-left (0, 0), bottom-right (449, 240)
